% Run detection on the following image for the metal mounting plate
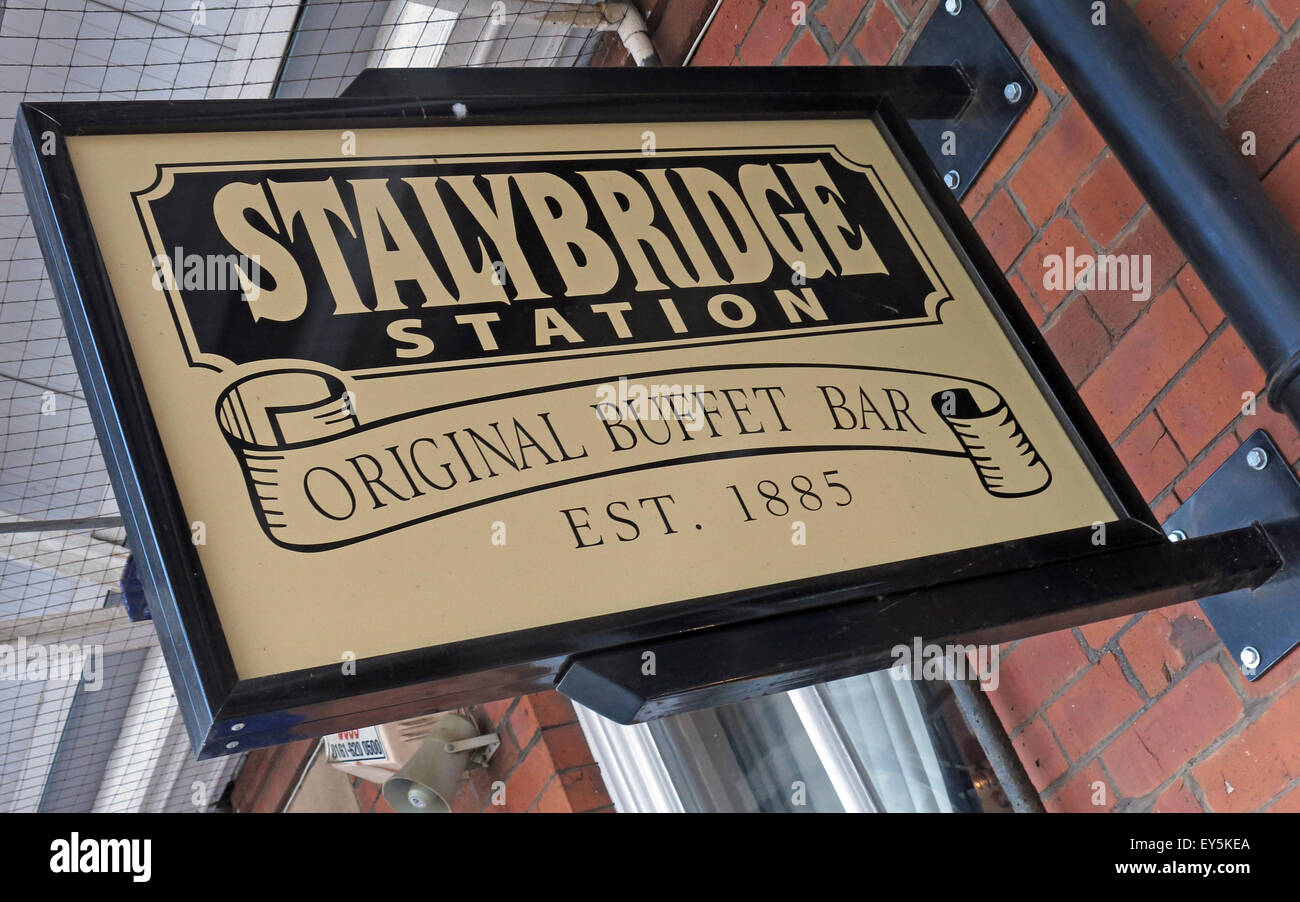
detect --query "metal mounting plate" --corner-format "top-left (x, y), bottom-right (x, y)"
top-left (1164, 430), bottom-right (1300, 679)
top-left (903, 1), bottom-right (1036, 199)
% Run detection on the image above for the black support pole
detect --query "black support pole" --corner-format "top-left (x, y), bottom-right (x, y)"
top-left (1006, 0), bottom-right (1300, 433)
top-left (949, 675), bottom-right (1046, 813)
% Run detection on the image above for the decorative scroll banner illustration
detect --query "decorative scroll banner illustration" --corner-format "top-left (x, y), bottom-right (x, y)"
top-left (217, 364), bottom-right (1052, 551)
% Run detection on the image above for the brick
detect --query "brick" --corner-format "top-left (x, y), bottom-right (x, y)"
top-left (893, 0), bottom-right (926, 22)
top-left (988, 0), bottom-right (1031, 55)
top-left (508, 696), bottom-right (542, 749)
top-left (1152, 780), bottom-right (1203, 812)
top-left (1237, 402), bottom-right (1300, 465)
top-left (1010, 101), bottom-right (1107, 226)
top-left (1264, 0), bottom-right (1300, 28)
top-left (1045, 295), bottom-right (1110, 385)
top-left (1012, 717), bottom-right (1069, 791)
top-left (817, 0), bottom-right (866, 46)
top-left (487, 728), bottom-right (523, 777)
top-left (585, 29), bottom-right (620, 68)
top-left (1120, 608), bottom-right (1227, 709)
top-left (468, 764), bottom-right (502, 808)
top-left (1226, 39), bottom-right (1300, 176)
top-left (589, 32), bottom-right (631, 68)
top-left (1080, 287), bottom-right (1206, 440)
top-left (532, 775), bottom-right (573, 813)
top-left (1134, 0), bottom-right (1220, 59)
top-left (354, 777), bottom-right (380, 813)
top-left (1114, 413), bottom-right (1186, 501)
top-left (1071, 154), bottom-right (1146, 249)
top-left (782, 29), bottom-right (828, 64)
top-left (1045, 653), bottom-right (1145, 759)
top-left (851, 1), bottom-right (904, 66)
top-left (1086, 211), bottom-right (1185, 337)
top-left (1184, 0), bottom-right (1278, 106)
top-left (1080, 615), bottom-right (1134, 650)
top-left (540, 722), bottom-right (597, 771)
top-left (1269, 783), bottom-right (1300, 812)
top-left (690, 0), bottom-right (762, 65)
top-left (1193, 689), bottom-right (1300, 811)
top-left (1026, 42), bottom-right (1067, 100)
top-left (505, 742), bottom-right (558, 812)
top-left (962, 91), bottom-right (1051, 214)
top-left (1175, 264), bottom-right (1223, 332)
top-left (559, 764), bottom-right (613, 812)
top-left (525, 689), bottom-right (577, 728)
top-left (643, 0), bottom-right (716, 67)
top-left (1021, 216), bottom-right (1093, 314)
top-left (1157, 327), bottom-right (1266, 458)
top-left (738, 0), bottom-right (799, 64)
top-left (451, 778), bottom-right (479, 813)
top-left (987, 628), bottom-right (1089, 729)
top-left (481, 696), bottom-right (515, 726)
top-left (973, 189), bottom-right (1033, 271)
top-left (1174, 432), bottom-right (1240, 500)
top-left (1263, 138), bottom-right (1300, 235)
top-left (1043, 760), bottom-right (1117, 812)
top-left (1152, 493), bottom-right (1181, 522)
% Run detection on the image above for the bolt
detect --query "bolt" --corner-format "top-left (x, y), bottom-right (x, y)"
top-left (1247, 447), bottom-right (1268, 470)
top-left (945, 0), bottom-right (962, 15)
top-left (944, 170), bottom-right (961, 190)
top-left (1240, 646), bottom-right (1261, 670)
top-left (1004, 82), bottom-right (1023, 103)
top-left (231, 723), bottom-right (244, 732)
top-left (1167, 529), bottom-right (1186, 541)
top-left (225, 741), bottom-right (239, 749)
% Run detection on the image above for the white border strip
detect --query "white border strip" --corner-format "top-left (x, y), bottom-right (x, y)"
top-left (574, 704), bottom-right (684, 813)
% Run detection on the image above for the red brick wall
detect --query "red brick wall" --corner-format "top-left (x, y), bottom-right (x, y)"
top-left (695, 0), bottom-right (1300, 813)
top-left (448, 692), bottom-right (614, 813)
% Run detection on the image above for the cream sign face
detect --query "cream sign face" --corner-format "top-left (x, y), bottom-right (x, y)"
top-left (17, 67), bottom-right (1152, 756)
top-left (63, 117), bottom-right (1120, 687)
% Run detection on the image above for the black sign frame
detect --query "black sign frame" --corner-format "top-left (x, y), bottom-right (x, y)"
top-left (14, 68), bottom-right (1159, 758)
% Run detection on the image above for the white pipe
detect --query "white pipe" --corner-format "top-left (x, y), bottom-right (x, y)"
top-left (535, 1), bottom-right (661, 66)
top-left (604, 2), bottom-right (660, 66)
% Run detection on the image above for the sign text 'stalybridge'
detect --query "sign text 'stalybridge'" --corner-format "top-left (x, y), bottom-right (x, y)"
top-left (135, 148), bottom-right (948, 373)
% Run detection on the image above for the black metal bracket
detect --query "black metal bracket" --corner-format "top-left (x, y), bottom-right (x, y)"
top-left (903, 0), bottom-right (1036, 199)
top-left (557, 518), bottom-right (1300, 723)
top-left (342, 38), bottom-right (1025, 204)
top-left (1164, 430), bottom-right (1300, 680)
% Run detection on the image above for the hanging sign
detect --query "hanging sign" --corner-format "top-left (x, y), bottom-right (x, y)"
top-left (16, 70), bottom-right (1141, 756)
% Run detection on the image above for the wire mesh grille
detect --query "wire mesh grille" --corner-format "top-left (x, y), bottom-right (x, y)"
top-left (0, 0), bottom-right (614, 813)
top-left (278, 0), bottom-right (612, 97)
